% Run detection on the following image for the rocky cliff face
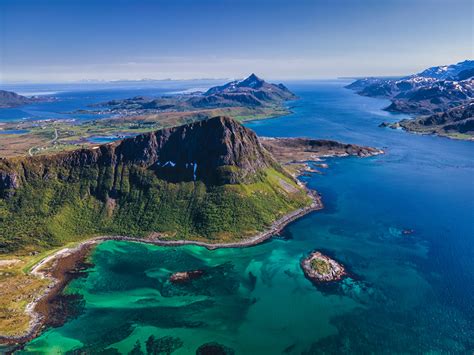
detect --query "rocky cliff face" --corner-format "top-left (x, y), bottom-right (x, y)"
top-left (114, 115), bottom-right (276, 183)
top-left (0, 116), bottom-right (310, 252)
top-left (0, 116), bottom-right (277, 198)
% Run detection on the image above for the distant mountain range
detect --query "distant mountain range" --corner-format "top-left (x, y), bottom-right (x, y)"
top-left (346, 60), bottom-right (474, 140)
top-left (96, 74), bottom-right (296, 112)
top-left (416, 60), bottom-right (474, 80)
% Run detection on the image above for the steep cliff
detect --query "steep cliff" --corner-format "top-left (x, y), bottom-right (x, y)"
top-left (0, 117), bottom-right (311, 252)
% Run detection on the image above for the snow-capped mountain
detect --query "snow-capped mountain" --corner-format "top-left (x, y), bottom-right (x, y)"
top-left (414, 60), bottom-right (474, 80)
top-left (346, 60), bottom-right (474, 115)
top-left (345, 60), bottom-right (474, 139)
top-left (205, 73), bottom-right (296, 101)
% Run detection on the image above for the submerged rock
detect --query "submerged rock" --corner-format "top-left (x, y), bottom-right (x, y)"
top-left (169, 270), bottom-right (204, 284)
top-left (196, 342), bottom-right (235, 355)
top-left (301, 251), bottom-right (346, 282)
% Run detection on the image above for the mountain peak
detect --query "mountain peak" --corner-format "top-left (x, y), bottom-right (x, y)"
top-left (204, 74), bottom-right (296, 102)
top-left (415, 59), bottom-right (474, 80)
top-left (238, 73), bottom-right (264, 88)
top-left (0, 116), bottom-right (276, 195)
top-left (115, 115), bottom-right (275, 184)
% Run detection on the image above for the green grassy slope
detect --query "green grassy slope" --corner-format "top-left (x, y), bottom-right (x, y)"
top-left (0, 165), bottom-right (310, 253)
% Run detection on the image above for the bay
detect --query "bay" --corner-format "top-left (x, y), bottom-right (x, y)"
top-left (21, 80), bottom-right (474, 354)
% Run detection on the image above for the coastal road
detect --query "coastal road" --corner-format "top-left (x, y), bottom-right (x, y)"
top-left (28, 128), bottom-right (59, 157)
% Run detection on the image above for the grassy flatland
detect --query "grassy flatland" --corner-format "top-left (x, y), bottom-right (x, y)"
top-left (0, 105), bottom-right (289, 158)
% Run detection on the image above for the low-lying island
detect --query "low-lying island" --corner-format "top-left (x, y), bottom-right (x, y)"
top-left (301, 251), bottom-right (346, 283)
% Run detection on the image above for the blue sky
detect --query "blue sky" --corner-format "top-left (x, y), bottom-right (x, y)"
top-left (0, 0), bottom-right (472, 82)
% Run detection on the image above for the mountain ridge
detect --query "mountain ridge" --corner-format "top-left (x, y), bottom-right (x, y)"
top-left (95, 74), bottom-right (297, 112)
top-left (346, 60), bottom-right (474, 140)
top-left (0, 116), bottom-right (310, 253)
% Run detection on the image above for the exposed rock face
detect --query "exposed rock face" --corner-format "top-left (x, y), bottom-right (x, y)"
top-left (0, 171), bottom-right (19, 190)
top-left (115, 115), bottom-right (276, 183)
top-left (0, 116), bottom-right (314, 253)
top-left (454, 68), bottom-right (474, 81)
top-left (0, 171), bottom-right (19, 198)
top-left (301, 251), bottom-right (346, 283)
top-left (0, 116), bottom-right (278, 197)
top-left (417, 60), bottom-right (474, 80)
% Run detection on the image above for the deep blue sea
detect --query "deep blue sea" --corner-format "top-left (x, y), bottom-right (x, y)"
top-left (0, 80), bottom-right (225, 122)
top-left (8, 80), bottom-right (473, 353)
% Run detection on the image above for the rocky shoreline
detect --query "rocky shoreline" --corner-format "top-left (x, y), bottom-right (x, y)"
top-left (301, 251), bottom-right (346, 283)
top-left (0, 242), bottom-right (96, 349)
top-left (0, 188), bottom-right (322, 347)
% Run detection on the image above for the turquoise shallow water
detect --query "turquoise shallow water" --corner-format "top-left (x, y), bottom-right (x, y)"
top-left (21, 80), bottom-right (474, 354)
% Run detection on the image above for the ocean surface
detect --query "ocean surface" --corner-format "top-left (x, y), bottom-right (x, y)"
top-left (15, 80), bottom-right (474, 354)
top-left (0, 80), bottom-right (225, 123)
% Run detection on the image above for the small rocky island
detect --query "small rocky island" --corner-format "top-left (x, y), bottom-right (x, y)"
top-left (301, 251), bottom-right (346, 282)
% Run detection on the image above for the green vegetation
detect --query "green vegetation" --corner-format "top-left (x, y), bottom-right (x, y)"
top-left (0, 256), bottom-right (49, 336)
top-left (0, 106), bottom-right (290, 158)
top-left (0, 163), bottom-right (310, 254)
top-left (0, 161), bottom-right (310, 336)
top-left (310, 258), bottom-right (331, 275)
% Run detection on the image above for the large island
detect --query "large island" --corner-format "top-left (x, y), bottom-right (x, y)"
top-left (0, 115), bottom-right (383, 347)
